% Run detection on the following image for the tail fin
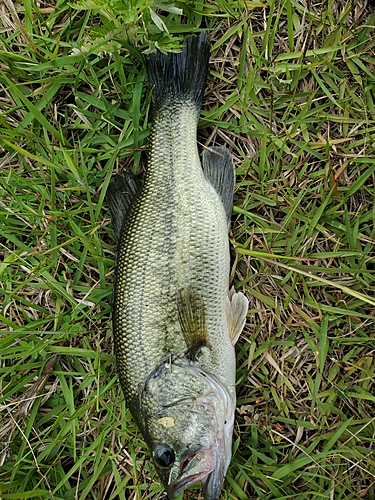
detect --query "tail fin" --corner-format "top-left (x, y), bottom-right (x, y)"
top-left (146, 32), bottom-right (210, 115)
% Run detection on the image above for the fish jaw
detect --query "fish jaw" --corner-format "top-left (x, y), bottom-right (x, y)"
top-left (164, 432), bottom-right (232, 500)
top-left (202, 459), bottom-right (227, 500)
top-left (201, 407), bottom-right (235, 500)
top-left (163, 446), bottom-right (216, 499)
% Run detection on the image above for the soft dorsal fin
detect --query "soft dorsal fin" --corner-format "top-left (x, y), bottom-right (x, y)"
top-left (177, 288), bottom-right (210, 360)
top-left (202, 146), bottom-right (235, 221)
top-left (106, 173), bottom-right (143, 244)
top-left (225, 287), bottom-right (248, 345)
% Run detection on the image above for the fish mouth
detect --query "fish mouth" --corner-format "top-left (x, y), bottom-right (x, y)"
top-left (165, 446), bottom-right (216, 499)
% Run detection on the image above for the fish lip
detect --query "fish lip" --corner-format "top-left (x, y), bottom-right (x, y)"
top-left (165, 446), bottom-right (216, 499)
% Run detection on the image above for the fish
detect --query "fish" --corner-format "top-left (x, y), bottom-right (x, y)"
top-left (106, 31), bottom-right (248, 500)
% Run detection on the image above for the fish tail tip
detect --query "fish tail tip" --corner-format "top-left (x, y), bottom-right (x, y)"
top-left (147, 31), bottom-right (210, 115)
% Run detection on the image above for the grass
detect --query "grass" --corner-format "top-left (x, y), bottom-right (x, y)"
top-left (1, 0), bottom-right (375, 499)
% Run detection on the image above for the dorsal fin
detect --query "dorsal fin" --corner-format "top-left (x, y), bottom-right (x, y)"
top-left (106, 173), bottom-right (142, 244)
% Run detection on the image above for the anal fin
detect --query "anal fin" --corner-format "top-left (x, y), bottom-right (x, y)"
top-left (225, 286), bottom-right (248, 345)
top-left (202, 146), bottom-right (235, 222)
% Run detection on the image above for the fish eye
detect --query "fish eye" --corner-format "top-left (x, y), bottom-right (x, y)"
top-left (153, 445), bottom-right (175, 469)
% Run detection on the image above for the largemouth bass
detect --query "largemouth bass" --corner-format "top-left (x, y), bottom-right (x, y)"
top-left (107, 32), bottom-right (248, 500)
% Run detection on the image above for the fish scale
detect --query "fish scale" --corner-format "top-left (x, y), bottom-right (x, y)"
top-left (113, 102), bottom-right (232, 408)
top-left (107, 32), bottom-right (248, 500)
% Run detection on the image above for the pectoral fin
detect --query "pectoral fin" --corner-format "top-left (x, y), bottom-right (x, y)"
top-left (106, 173), bottom-right (143, 244)
top-left (177, 288), bottom-right (210, 360)
top-left (225, 287), bottom-right (248, 345)
top-left (202, 146), bottom-right (235, 222)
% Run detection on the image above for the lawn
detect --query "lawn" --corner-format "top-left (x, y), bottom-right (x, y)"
top-left (1, 0), bottom-right (375, 499)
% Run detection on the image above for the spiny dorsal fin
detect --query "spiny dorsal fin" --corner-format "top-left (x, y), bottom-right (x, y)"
top-left (106, 173), bottom-right (142, 244)
top-left (225, 287), bottom-right (248, 345)
top-left (202, 146), bottom-right (235, 222)
top-left (177, 288), bottom-right (210, 360)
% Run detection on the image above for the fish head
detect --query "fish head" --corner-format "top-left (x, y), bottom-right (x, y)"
top-left (140, 360), bottom-right (235, 499)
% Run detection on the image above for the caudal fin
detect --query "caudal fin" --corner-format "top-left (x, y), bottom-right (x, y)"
top-left (146, 32), bottom-right (210, 115)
